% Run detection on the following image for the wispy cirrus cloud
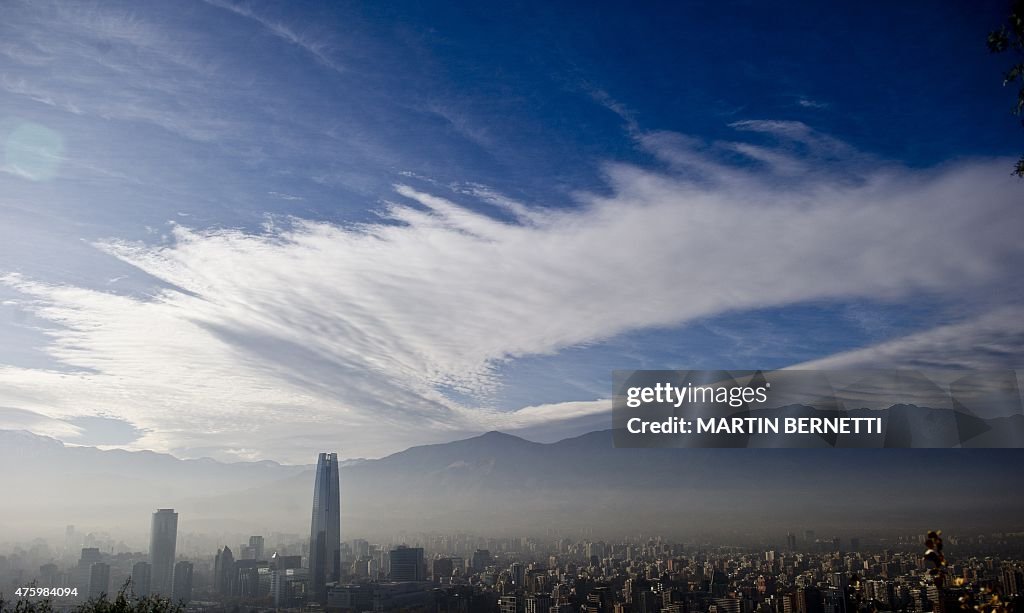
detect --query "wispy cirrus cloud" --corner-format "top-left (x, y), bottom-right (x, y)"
top-left (268, 191), bottom-right (304, 201)
top-left (200, 0), bottom-right (343, 74)
top-left (0, 1), bottom-right (236, 145)
top-left (797, 97), bottom-right (829, 109)
top-left (0, 123), bottom-right (1021, 461)
top-left (729, 119), bottom-right (854, 159)
top-left (796, 307), bottom-right (1024, 371)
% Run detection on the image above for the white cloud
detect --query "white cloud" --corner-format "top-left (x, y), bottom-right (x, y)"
top-left (268, 191), bottom-right (304, 201)
top-left (0, 2), bottom-right (234, 144)
top-left (493, 399), bottom-right (610, 428)
top-left (0, 406), bottom-right (82, 439)
top-left (795, 307), bottom-right (1024, 370)
top-left (0, 124), bottom-right (1021, 461)
top-left (201, 0), bottom-right (343, 74)
top-left (729, 119), bottom-right (853, 158)
top-left (797, 98), bottom-right (829, 109)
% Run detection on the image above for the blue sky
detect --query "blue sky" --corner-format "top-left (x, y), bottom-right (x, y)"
top-left (1, 0), bottom-right (1022, 462)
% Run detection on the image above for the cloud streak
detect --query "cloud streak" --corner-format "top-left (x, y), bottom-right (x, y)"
top-left (796, 307), bottom-right (1024, 370)
top-left (0, 124), bottom-right (1021, 461)
top-left (201, 0), bottom-right (344, 74)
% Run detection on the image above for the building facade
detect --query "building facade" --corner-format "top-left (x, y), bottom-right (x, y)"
top-left (171, 561), bottom-right (193, 604)
top-left (309, 451), bottom-right (341, 603)
top-left (131, 561), bottom-right (152, 597)
top-left (149, 509), bottom-right (178, 596)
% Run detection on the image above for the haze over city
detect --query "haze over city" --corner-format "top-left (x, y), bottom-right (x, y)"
top-left (2, 436), bottom-right (1023, 613)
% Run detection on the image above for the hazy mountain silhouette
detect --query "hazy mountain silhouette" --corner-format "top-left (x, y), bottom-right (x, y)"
top-left (2, 408), bottom-right (1023, 543)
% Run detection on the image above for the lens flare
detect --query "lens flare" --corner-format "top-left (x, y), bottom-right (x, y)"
top-left (4, 121), bottom-right (64, 181)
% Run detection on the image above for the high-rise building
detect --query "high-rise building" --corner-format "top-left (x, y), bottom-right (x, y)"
top-left (88, 562), bottom-right (110, 600)
top-left (389, 546), bottom-right (425, 582)
top-left (272, 568), bottom-right (310, 608)
top-left (472, 549), bottom-right (491, 572)
top-left (510, 562), bottom-right (525, 590)
top-left (249, 536), bottom-right (265, 561)
top-left (271, 553), bottom-right (302, 571)
top-left (234, 560), bottom-right (271, 599)
top-left (499, 595), bottom-right (518, 613)
top-left (351, 539), bottom-right (369, 559)
top-left (172, 561), bottom-right (193, 604)
top-left (64, 526), bottom-right (77, 559)
top-left (131, 562), bottom-right (152, 597)
top-left (824, 588), bottom-right (848, 613)
top-left (149, 509), bottom-right (178, 596)
top-left (77, 548), bottom-right (102, 594)
top-left (214, 546), bottom-right (235, 596)
top-left (39, 563), bottom-right (59, 587)
top-left (309, 452), bottom-right (341, 603)
top-left (525, 593), bottom-right (552, 613)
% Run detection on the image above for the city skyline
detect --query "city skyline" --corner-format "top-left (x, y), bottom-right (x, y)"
top-left (6, 518), bottom-right (1024, 612)
top-left (2, 449), bottom-right (1021, 611)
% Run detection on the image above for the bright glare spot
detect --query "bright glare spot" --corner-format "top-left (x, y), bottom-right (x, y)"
top-left (4, 121), bottom-right (64, 181)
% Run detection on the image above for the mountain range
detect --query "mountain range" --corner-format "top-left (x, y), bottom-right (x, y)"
top-left (2, 404), bottom-right (1023, 546)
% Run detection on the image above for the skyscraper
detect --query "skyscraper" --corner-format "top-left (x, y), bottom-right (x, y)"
top-left (309, 452), bottom-right (341, 604)
top-left (214, 546), bottom-right (235, 596)
top-left (471, 549), bottom-right (491, 572)
top-left (76, 548), bottom-right (102, 594)
top-left (172, 561), bottom-right (194, 604)
top-left (248, 535), bottom-right (265, 561)
top-left (131, 561), bottom-right (152, 597)
top-left (88, 562), bottom-right (110, 600)
top-left (150, 509), bottom-right (178, 596)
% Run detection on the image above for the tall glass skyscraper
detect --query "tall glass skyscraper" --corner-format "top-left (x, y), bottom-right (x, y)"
top-left (150, 509), bottom-right (178, 596)
top-left (309, 452), bottom-right (341, 604)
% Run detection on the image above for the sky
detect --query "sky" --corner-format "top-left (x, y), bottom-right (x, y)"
top-left (0, 0), bottom-right (1023, 463)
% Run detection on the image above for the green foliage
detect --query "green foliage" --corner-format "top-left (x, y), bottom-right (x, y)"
top-left (0, 596), bottom-right (54, 613)
top-left (988, 0), bottom-right (1024, 177)
top-left (0, 581), bottom-right (183, 613)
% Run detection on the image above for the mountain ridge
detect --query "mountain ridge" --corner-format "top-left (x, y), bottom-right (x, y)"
top-left (2, 404), bottom-right (1023, 542)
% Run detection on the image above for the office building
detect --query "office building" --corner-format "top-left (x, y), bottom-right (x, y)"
top-left (131, 561), bottom-right (152, 597)
top-left (77, 548), bottom-right (102, 594)
top-left (309, 451), bottom-right (341, 603)
top-left (88, 562), bottom-right (110, 600)
top-left (271, 553), bottom-right (302, 570)
top-left (171, 561), bottom-right (193, 604)
top-left (272, 568), bottom-right (310, 608)
top-left (150, 509), bottom-right (178, 596)
top-left (525, 593), bottom-right (552, 613)
top-left (214, 546), bottom-right (235, 596)
top-left (389, 546), bottom-right (425, 582)
top-left (472, 549), bottom-right (491, 572)
top-left (248, 535), bottom-right (265, 560)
